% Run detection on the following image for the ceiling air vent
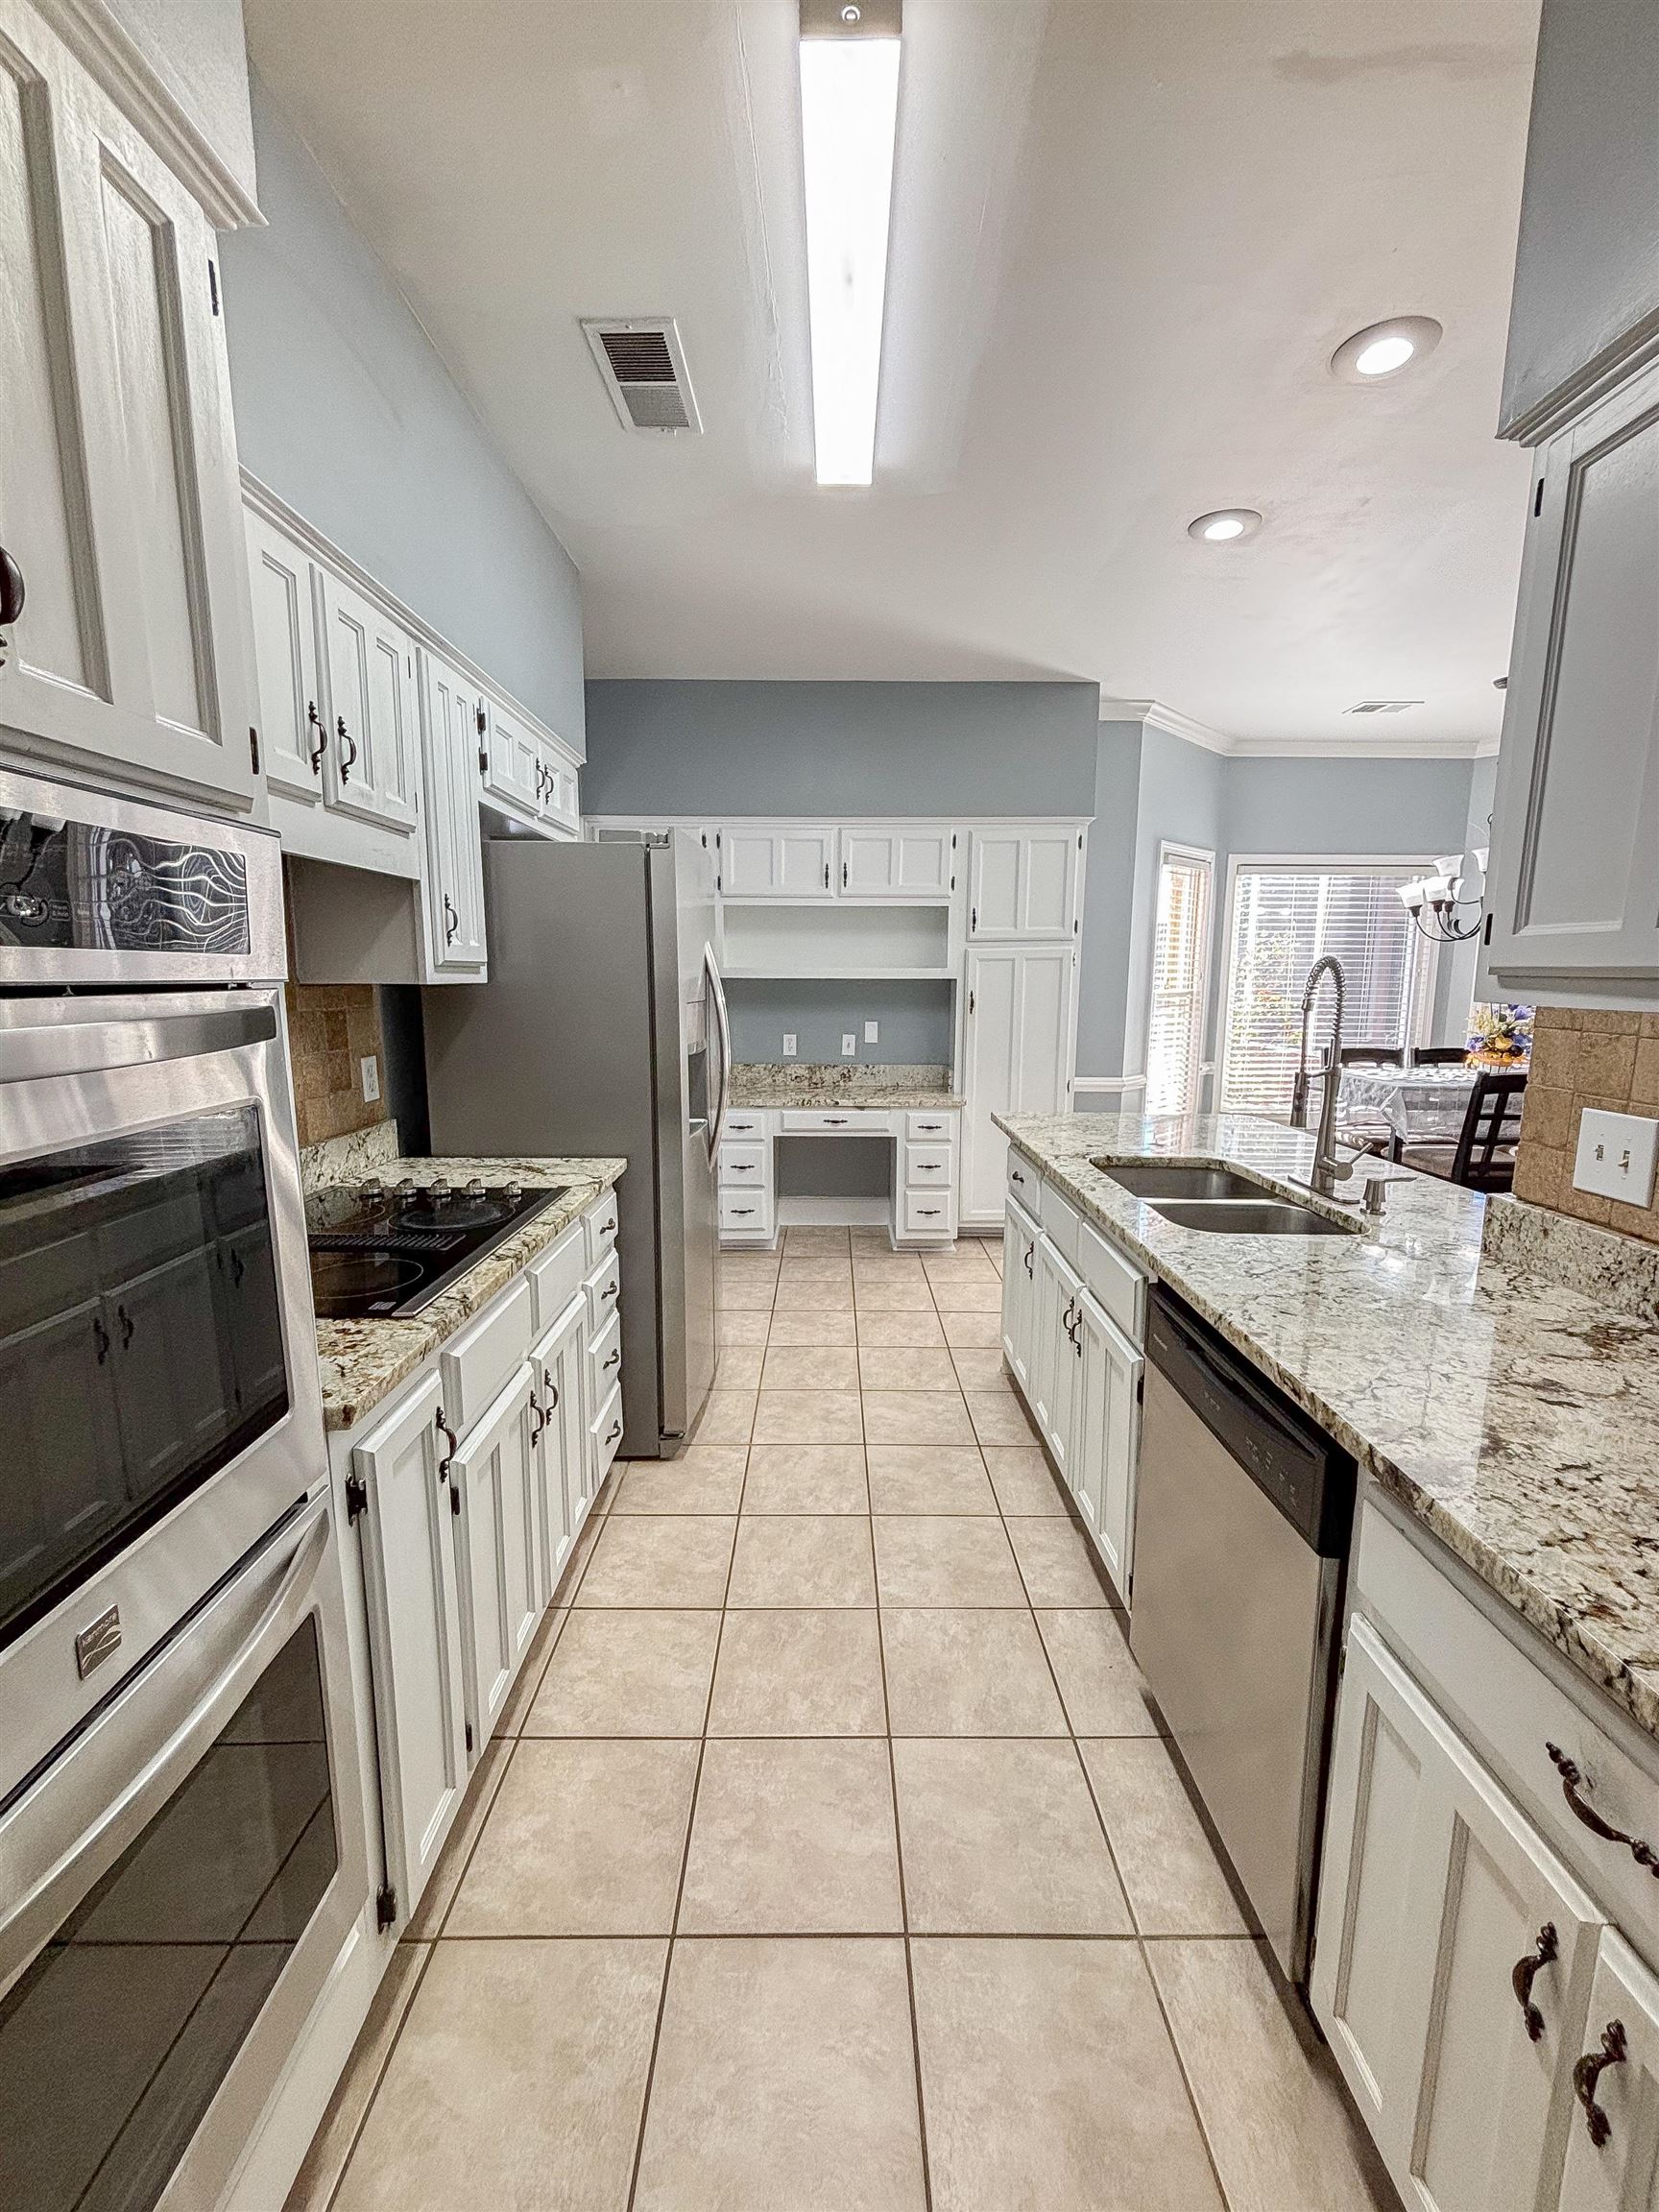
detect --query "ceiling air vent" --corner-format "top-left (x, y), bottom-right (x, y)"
top-left (582, 318), bottom-right (702, 434)
top-left (1345, 699), bottom-right (1424, 716)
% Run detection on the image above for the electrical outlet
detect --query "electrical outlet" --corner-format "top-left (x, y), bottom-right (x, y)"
top-left (782, 1032), bottom-right (797, 1058)
top-left (865, 1020), bottom-right (878, 1045)
top-left (841, 1033), bottom-right (857, 1058)
top-left (1574, 1108), bottom-right (1659, 1205)
top-left (359, 1054), bottom-right (380, 1104)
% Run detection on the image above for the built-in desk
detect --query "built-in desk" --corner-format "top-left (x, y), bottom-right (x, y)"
top-left (718, 1070), bottom-right (962, 1248)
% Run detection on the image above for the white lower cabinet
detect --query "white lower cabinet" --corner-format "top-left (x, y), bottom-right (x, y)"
top-left (449, 1363), bottom-right (541, 1744)
top-left (1000, 1200), bottom-right (1039, 1395)
top-left (531, 1289), bottom-right (589, 1596)
top-left (1555, 1933), bottom-right (1659, 2211)
top-left (961, 945), bottom-right (1076, 1225)
top-left (1070, 1286), bottom-right (1142, 1599)
top-left (1031, 1232), bottom-right (1081, 1485)
top-left (350, 1374), bottom-right (469, 1919)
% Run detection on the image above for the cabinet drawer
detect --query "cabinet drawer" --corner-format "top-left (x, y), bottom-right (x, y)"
top-left (719, 1191), bottom-right (772, 1236)
top-left (438, 1276), bottom-right (533, 1432)
top-left (902, 1190), bottom-right (953, 1237)
top-left (590, 1383), bottom-right (624, 1481)
top-left (1006, 1152), bottom-right (1041, 1212)
top-left (585, 1247), bottom-right (621, 1333)
top-left (905, 1110), bottom-right (956, 1142)
top-left (779, 1108), bottom-right (893, 1134)
top-left (528, 1219), bottom-right (586, 1331)
top-left (1040, 1179), bottom-right (1081, 1266)
top-left (720, 1141), bottom-right (769, 1187)
top-left (904, 1142), bottom-right (953, 1189)
top-left (723, 1111), bottom-right (765, 1140)
top-left (584, 1191), bottom-right (619, 1266)
top-left (1077, 1218), bottom-right (1145, 1344)
top-left (1358, 1502), bottom-right (1659, 1968)
top-left (589, 1309), bottom-right (622, 1399)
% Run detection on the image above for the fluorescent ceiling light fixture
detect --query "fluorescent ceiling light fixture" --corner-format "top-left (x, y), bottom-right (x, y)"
top-left (1331, 316), bottom-right (1443, 384)
top-left (800, 2), bottom-right (902, 487)
top-left (1188, 508), bottom-right (1262, 543)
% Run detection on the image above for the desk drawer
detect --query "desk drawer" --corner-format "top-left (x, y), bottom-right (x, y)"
top-left (439, 1275), bottom-right (534, 1433)
top-left (584, 1190), bottom-right (619, 1265)
top-left (905, 1110), bottom-right (955, 1142)
top-left (902, 1190), bottom-right (953, 1238)
top-left (585, 1246), bottom-right (621, 1333)
top-left (723, 1110), bottom-right (765, 1140)
top-left (528, 1219), bottom-right (586, 1331)
top-left (904, 1142), bottom-right (953, 1190)
top-left (719, 1191), bottom-right (772, 1236)
top-left (720, 1141), bottom-right (769, 1188)
top-left (779, 1108), bottom-right (892, 1134)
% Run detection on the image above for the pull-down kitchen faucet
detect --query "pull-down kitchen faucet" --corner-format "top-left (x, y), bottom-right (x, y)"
top-left (1297, 955), bottom-right (1351, 1200)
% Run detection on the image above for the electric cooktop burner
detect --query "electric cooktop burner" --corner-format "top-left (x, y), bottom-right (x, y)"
top-left (305, 1176), bottom-right (567, 1319)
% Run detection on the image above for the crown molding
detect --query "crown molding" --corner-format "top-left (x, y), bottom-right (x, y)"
top-left (1098, 696), bottom-right (1495, 760)
top-left (34, 0), bottom-right (263, 228)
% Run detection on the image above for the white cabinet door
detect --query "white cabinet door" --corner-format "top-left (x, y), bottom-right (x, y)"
top-left (1001, 1200), bottom-right (1039, 1394)
top-left (420, 653), bottom-right (487, 977)
top-left (536, 739), bottom-right (581, 837)
top-left (479, 696), bottom-right (539, 818)
top-left (0, 9), bottom-right (255, 806)
top-left (838, 825), bottom-right (952, 899)
top-left (352, 1373), bottom-right (469, 1916)
top-left (960, 946), bottom-right (1077, 1225)
top-left (1072, 1286), bottom-right (1141, 1602)
top-left (1554, 1932), bottom-right (1659, 2212)
top-left (969, 829), bottom-right (1081, 939)
top-left (531, 1290), bottom-right (588, 1600)
top-left (1313, 1617), bottom-right (1603, 2212)
top-left (451, 1363), bottom-right (541, 1746)
top-left (1485, 353), bottom-right (1659, 997)
top-left (1031, 1234), bottom-right (1081, 1485)
top-left (244, 511), bottom-right (325, 803)
top-left (319, 572), bottom-right (421, 833)
top-left (721, 826), bottom-right (836, 900)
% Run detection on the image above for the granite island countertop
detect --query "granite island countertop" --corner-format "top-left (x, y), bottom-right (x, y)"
top-left (309, 1151), bottom-right (627, 1431)
top-left (730, 1062), bottom-right (963, 1110)
top-left (997, 1111), bottom-right (1659, 1743)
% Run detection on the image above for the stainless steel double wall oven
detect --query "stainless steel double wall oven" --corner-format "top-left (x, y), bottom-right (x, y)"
top-left (0, 769), bottom-right (366, 2211)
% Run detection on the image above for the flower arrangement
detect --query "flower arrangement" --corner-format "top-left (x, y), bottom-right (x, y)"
top-left (1466, 1001), bottom-right (1533, 1067)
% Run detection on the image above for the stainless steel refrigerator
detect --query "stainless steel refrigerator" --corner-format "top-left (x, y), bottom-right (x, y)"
top-left (422, 831), bottom-right (728, 1457)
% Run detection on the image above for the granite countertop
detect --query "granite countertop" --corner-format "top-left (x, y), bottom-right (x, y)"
top-left (310, 1152), bottom-right (627, 1432)
top-left (997, 1111), bottom-right (1659, 1742)
top-left (730, 1063), bottom-right (963, 1110)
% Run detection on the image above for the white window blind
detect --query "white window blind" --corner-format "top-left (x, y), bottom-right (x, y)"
top-left (1145, 849), bottom-right (1213, 1117)
top-left (1218, 863), bottom-right (1438, 1116)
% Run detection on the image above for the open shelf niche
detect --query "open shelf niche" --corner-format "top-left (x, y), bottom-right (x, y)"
top-left (720, 899), bottom-right (951, 980)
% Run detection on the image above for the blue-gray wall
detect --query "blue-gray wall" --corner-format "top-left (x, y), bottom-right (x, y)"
top-left (221, 80), bottom-right (586, 747)
top-left (727, 978), bottom-right (953, 1068)
top-left (583, 681), bottom-right (1101, 818)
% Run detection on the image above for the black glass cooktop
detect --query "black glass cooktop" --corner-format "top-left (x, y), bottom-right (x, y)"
top-left (306, 1176), bottom-right (566, 1319)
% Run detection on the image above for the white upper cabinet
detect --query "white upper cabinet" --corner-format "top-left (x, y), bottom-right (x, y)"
top-left (420, 653), bottom-right (487, 977)
top-left (0, 2), bottom-right (254, 806)
top-left (479, 698), bottom-right (581, 839)
top-left (837, 825), bottom-right (953, 900)
top-left (1484, 353), bottom-right (1659, 1000)
top-left (318, 572), bottom-right (420, 833)
top-left (968, 828), bottom-right (1082, 939)
top-left (244, 508), bottom-right (325, 804)
top-left (722, 825), bottom-right (837, 900)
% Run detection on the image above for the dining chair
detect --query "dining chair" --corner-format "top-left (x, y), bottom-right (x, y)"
top-left (1402, 1071), bottom-right (1527, 1191)
top-left (1410, 1046), bottom-right (1469, 1066)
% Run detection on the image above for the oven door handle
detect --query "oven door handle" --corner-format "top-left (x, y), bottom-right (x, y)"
top-left (0, 1003), bottom-right (277, 1086)
top-left (0, 1496), bottom-right (328, 1998)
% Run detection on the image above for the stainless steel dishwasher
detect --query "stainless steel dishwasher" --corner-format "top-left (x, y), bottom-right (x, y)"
top-left (1130, 1285), bottom-right (1356, 1989)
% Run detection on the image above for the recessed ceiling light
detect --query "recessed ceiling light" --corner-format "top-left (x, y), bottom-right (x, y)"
top-left (1188, 509), bottom-right (1262, 544)
top-left (1331, 317), bottom-right (1443, 385)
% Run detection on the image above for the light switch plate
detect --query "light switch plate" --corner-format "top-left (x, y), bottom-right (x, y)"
top-left (1573, 1107), bottom-right (1659, 1205)
top-left (782, 1032), bottom-right (797, 1058)
top-left (841, 1033), bottom-right (857, 1058)
top-left (359, 1054), bottom-right (380, 1104)
top-left (865, 1020), bottom-right (878, 1044)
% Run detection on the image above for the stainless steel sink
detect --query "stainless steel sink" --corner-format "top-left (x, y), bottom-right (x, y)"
top-left (1097, 1162), bottom-right (1267, 1202)
top-left (1147, 1197), bottom-right (1358, 1238)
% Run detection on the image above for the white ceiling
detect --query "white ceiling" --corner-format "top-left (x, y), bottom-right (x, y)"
top-left (244, 0), bottom-right (1541, 751)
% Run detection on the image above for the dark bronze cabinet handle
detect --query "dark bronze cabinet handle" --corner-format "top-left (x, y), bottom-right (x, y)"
top-left (1547, 1743), bottom-right (1659, 1874)
top-left (443, 892), bottom-right (459, 945)
top-left (91, 1313), bottom-right (110, 1364)
top-left (601, 1219), bottom-right (615, 1235)
top-left (606, 1419), bottom-right (622, 1445)
top-left (0, 542), bottom-right (25, 629)
top-left (823, 861), bottom-right (830, 889)
top-left (604, 1347), bottom-right (620, 1370)
top-left (1512, 1923), bottom-right (1558, 2042)
top-left (542, 1366), bottom-right (558, 1409)
top-left (529, 1393), bottom-right (547, 1444)
top-left (307, 701), bottom-right (326, 774)
top-left (116, 1304), bottom-right (134, 1350)
top-left (602, 1280), bottom-right (618, 1300)
top-left (1574, 2019), bottom-right (1627, 2146)
top-left (1023, 1244), bottom-right (1034, 1279)
top-left (336, 714), bottom-right (358, 781)
top-left (842, 860), bottom-right (849, 887)
top-left (826, 1117), bottom-right (848, 1126)
top-left (435, 1407), bottom-right (458, 1479)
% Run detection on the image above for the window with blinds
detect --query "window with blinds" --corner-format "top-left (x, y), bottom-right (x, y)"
top-left (1145, 847), bottom-right (1214, 1117)
top-left (1217, 863), bottom-right (1438, 1116)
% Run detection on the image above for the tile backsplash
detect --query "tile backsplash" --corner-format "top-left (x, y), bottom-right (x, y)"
top-left (286, 983), bottom-right (388, 1150)
top-left (1512, 1008), bottom-right (1659, 1244)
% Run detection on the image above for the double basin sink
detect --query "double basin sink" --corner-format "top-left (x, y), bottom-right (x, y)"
top-left (1094, 1162), bottom-right (1359, 1237)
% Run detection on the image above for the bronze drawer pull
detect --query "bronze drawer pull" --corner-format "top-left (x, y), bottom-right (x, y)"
top-left (1547, 1743), bottom-right (1659, 1874)
top-left (1574, 2019), bottom-right (1627, 2146)
top-left (1511, 1923), bottom-right (1558, 2042)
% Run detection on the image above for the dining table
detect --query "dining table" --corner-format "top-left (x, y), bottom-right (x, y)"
top-left (1334, 1061), bottom-right (1527, 1157)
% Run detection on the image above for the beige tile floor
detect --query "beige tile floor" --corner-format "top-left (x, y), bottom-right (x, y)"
top-left (290, 1227), bottom-right (1395, 2212)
